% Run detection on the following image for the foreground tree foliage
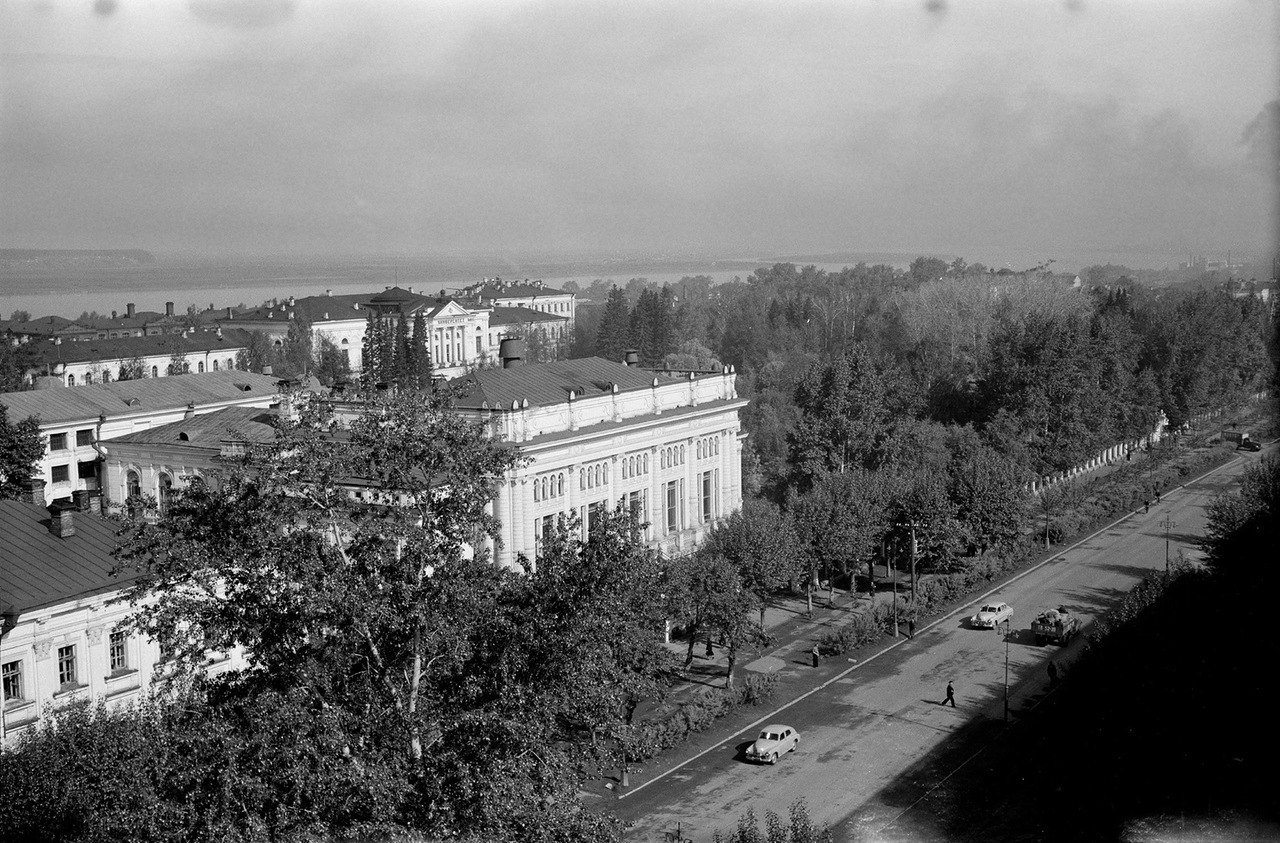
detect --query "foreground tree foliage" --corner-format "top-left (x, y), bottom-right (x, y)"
top-left (0, 390), bottom-right (678, 841)
top-left (0, 404), bottom-right (43, 497)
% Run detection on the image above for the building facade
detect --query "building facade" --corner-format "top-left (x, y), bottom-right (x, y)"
top-left (0, 371), bottom-right (286, 504)
top-left (449, 356), bottom-right (747, 568)
top-left (17, 327), bottom-right (253, 387)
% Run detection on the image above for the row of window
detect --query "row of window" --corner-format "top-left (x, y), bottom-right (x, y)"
top-left (63, 357), bottom-right (240, 386)
top-left (581, 461), bottom-right (609, 490)
top-left (660, 445), bottom-right (685, 469)
top-left (125, 469), bottom-right (174, 509)
top-left (48, 429), bottom-right (95, 451)
top-left (49, 461), bottom-right (97, 484)
top-left (621, 453), bottom-right (650, 479)
top-left (695, 436), bottom-right (721, 460)
top-left (531, 471), bottom-right (721, 547)
top-left (535, 443), bottom-right (720, 498)
top-left (533, 472), bottom-right (566, 502)
top-left (2, 632), bottom-right (130, 704)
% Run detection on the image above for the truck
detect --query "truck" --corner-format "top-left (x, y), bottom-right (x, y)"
top-left (1222, 429), bottom-right (1251, 446)
top-left (1031, 606), bottom-right (1081, 646)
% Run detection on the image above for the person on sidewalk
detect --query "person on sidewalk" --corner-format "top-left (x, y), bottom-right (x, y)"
top-left (705, 635), bottom-right (715, 658)
top-left (908, 619), bottom-right (915, 639)
top-left (1047, 661), bottom-right (1059, 688)
top-left (944, 681), bottom-right (956, 707)
top-left (811, 644), bottom-right (820, 667)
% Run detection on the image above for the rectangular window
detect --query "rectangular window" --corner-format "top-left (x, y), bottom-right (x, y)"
top-left (49, 433), bottom-right (67, 451)
top-left (702, 470), bottom-right (714, 522)
top-left (76, 429), bottom-right (94, 447)
top-left (2, 660), bottom-right (22, 702)
top-left (51, 464), bottom-right (70, 483)
top-left (587, 500), bottom-right (605, 535)
top-left (78, 460), bottom-right (98, 480)
top-left (57, 645), bottom-right (77, 687)
top-left (109, 631), bottom-right (128, 672)
top-left (665, 480), bottom-right (679, 533)
top-left (533, 513), bottom-right (556, 548)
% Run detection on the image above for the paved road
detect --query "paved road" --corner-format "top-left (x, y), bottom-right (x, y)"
top-left (616, 453), bottom-right (1258, 842)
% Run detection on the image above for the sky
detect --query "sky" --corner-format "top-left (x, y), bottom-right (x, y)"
top-left (1, 0), bottom-right (1276, 264)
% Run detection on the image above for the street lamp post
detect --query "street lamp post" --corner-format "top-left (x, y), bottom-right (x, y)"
top-left (1162, 513), bottom-right (1177, 574)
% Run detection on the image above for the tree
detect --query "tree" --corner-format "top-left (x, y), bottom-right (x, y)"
top-left (165, 338), bottom-right (189, 376)
top-left (235, 330), bottom-right (275, 374)
top-left (703, 499), bottom-right (796, 627)
top-left (595, 286), bottom-right (631, 362)
top-left (281, 310), bottom-right (313, 378)
top-left (312, 333), bottom-right (352, 387)
top-left (1202, 455), bottom-right (1279, 577)
top-left (0, 405), bottom-right (43, 498)
top-left (945, 426), bottom-right (1028, 556)
top-left (0, 336), bottom-right (39, 391)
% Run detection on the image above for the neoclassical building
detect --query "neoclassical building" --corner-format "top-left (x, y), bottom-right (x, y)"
top-left (448, 355), bottom-right (747, 568)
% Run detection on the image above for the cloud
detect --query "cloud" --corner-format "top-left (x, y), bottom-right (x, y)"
top-left (188, 0), bottom-right (294, 29)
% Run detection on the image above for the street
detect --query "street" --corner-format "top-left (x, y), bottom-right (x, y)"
top-left (616, 453), bottom-right (1257, 842)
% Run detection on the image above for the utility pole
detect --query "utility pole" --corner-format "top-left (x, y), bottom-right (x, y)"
top-left (1162, 512), bottom-right (1177, 574)
top-left (909, 522), bottom-right (918, 611)
top-left (891, 536), bottom-right (899, 638)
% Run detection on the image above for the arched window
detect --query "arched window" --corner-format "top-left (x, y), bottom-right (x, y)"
top-left (151, 366), bottom-right (158, 378)
top-left (679, 445), bottom-right (685, 464)
top-left (542, 477), bottom-right (549, 499)
top-left (212, 360), bottom-right (219, 370)
top-left (158, 473), bottom-right (173, 512)
top-left (126, 470), bottom-right (141, 501)
top-left (557, 474), bottom-right (564, 496)
top-left (580, 469), bottom-right (586, 489)
top-left (198, 361), bottom-right (205, 373)
top-left (84, 373), bottom-right (93, 385)
top-left (603, 464), bottom-right (609, 484)
top-left (643, 454), bottom-right (649, 473)
top-left (622, 461), bottom-right (628, 480)
top-left (227, 358), bottom-right (234, 370)
top-left (101, 371), bottom-right (111, 383)
top-left (67, 374), bottom-right (75, 386)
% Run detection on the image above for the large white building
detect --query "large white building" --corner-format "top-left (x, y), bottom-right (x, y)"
top-left (0, 371), bottom-right (286, 504)
top-left (0, 485), bottom-right (245, 744)
top-left (449, 355), bottom-right (747, 568)
top-left (16, 327), bottom-right (255, 387)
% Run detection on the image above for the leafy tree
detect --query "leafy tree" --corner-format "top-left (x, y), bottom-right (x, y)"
top-left (0, 405), bottom-right (43, 498)
top-left (790, 471), bottom-right (886, 610)
top-left (312, 333), bottom-right (352, 387)
top-left (165, 338), bottom-right (190, 376)
top-left (908, 256), bottom-right (949, 286)
top-left (703, 498), bottom-right (797, 627)
top-left (235, 330), bottom-right (275, 374)
top-left (1202, 455), bottom-right (1279, 577)
top-left (945, 426), bottom-right (1028, 555)
top-left (281, 309), bottom-right (313, 377)
top-left (663, 339), bottom-right (722, 371)
top-left (0, 335), bottom-right (39, 391)
top-left (8, 309), bottom-right (31, 323)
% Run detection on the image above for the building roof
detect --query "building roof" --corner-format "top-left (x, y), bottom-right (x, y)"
top-left (23, 328), bottom-right (255, 367)
top-left (110, 406), bottom-right (280, 448)
top-left (449, 357), bottom-right (667, 409)
top-left (487, 306), bottom-right (569, 327)
top-left (0, 500), bottom-right (133, 616)
top-left (8, 315), bottom-right (82, 336)
top-left (235, 292), bottom-right (370, 324)
top-left (464, 279), bottom-right (571, 299)
top-left (0, 370), bottom-right (285, 425)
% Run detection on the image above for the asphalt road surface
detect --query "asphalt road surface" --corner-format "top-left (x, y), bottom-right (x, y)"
top-left (616, 452), bottom-right (1260, 842)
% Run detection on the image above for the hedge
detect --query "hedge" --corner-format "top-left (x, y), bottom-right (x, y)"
top-left (629, 672), bottom-right (779, 762)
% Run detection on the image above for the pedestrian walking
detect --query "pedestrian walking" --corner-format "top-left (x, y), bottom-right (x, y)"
top-left (1047, 661), bottom-right (1059, 688)
top-left (944, 681), bottom-right (956, 707)
top-left (811, 644), bottom-right (820, 668)
top-left (907, 619), bottom-right (915, 639)
top-left (705, 635), bottom-right (715, 658)
top-left (1144, 500), bottom-right (1150, 514)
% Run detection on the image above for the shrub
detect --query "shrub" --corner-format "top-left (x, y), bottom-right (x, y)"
top-left (630, 673), bottom-right (779, 762)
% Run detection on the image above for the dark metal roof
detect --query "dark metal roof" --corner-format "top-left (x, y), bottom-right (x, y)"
top-left (0, 370), bottom-right (284, 425)
top-left (466, 281), bottom-right (571, 298)
top-left (449, 357), bottom-right (665, 409)
top-left (24, 328), bottom-right (255, 366)
top-left (110, 406), bottom-right (279, 448)
top-left (0, 500), bottom-right (133, 616)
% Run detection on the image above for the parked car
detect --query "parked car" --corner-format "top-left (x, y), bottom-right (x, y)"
top-left (970, 602), bottom-right (1013, 629)
top-left (745, 725), bottom-right (800, 764)
top-left (1238, 440), bottom-right (1262, 452)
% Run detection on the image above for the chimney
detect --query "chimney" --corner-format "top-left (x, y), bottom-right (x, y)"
top-left (326, 288), bottom-right (332, 297)
top-left (21, 478), bottom-right (46, 507)
top-left (624, 349), bottom-right (640, 367)
top-left (48, 500), bottom-right (76, 539)
top-left (262, 364), bottom-right (273, 376)
top-left (216, 326), bottom-right (223, 339)
top-left (165, 301), bottom-right (175, 317)
top-left (288, 296), bottom-right (295, 307)
top-left (111, 310), bottom-right (118, 319)
top-left (126, 303), bottom-right (136, 318)
top-left (72, 488), bottom-right (92, 511)
top-left (226, 306), bottom-right (234, 319)
top-left (499, 337), bottom-right (525, 369)
top-left (183, 402), bottom-right (196, 420)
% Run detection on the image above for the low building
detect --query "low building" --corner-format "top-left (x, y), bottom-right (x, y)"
top-left (0, 483), bottom-right (245, 744)
top-left (486, 306), bottom-right (571, 361)
top-left (0, 371), bottom-right (287, 504)
top-left (455, 277), bottom-right (576, 338)
top-left (449, 354), bottom-right (747, 568)
top-left (17, 327), bottom-right (254, 387)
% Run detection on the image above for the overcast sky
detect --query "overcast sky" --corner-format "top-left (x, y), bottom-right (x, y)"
top-left (1, 0), bottom-right (1275, 262)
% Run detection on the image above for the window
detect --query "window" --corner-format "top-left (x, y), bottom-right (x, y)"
top-left (159, 473), bottom-right (173, 511)
top-left (101, 371), bottom-right (111, 383)
top-left (533, 513), bottom-right (557, 548)
top-left (57, 645), bottom-right (77, 688)
top-left (151, 366), bottom-right (158, 377)
top-left (127, 470), bottom-right (141, 500)
top-left (665, 480), bottom-right (681, 534)
top-left (2, 660), bottom-right (22, 702)
top-left (198, 361), bottom-right (205, 373)
top-left (587, 500), bottom-right (606, 535)
top-left (212, 359), bottom-right (219, 370)
top-left (78, 460), bottom-right (97, 480)
top-left (51, 464), bottom-right (70, 483)
top-left (67, 374), bottom-right (76, 386)
top-left (109, 631), bottom-right (129, 673)
top-left (83, 372), bottom-right (93, 384)
top-left (76, 429), bottom-right (93, 447)
top-left (701, 470), bottom-right (715, 522)
top-left (49, 433), bottom-right (67, 451)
